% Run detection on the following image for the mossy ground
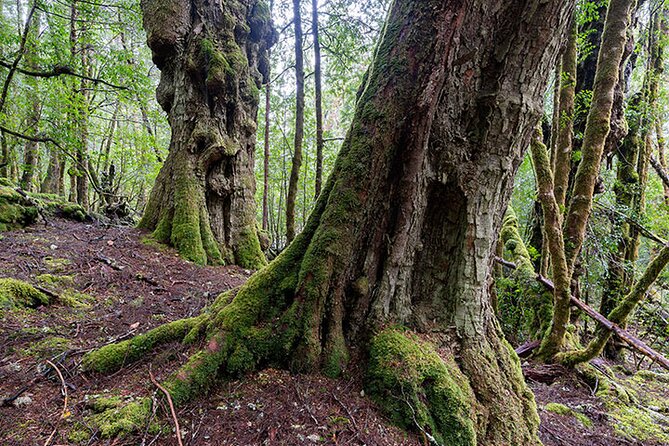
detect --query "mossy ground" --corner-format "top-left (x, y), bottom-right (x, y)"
top-left (0, 278), bottom-right (50, 308)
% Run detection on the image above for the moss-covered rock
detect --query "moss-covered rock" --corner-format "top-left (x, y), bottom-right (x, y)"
top-left (366, 328), bottom-right (476, 446)
top-left (0, 278), bottom-right (50, 309)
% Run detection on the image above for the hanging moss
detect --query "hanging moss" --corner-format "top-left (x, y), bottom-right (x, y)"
top-left (366, 328), bottom-right (476, 446)
top-left (0, 278), bottom-right (50, 309)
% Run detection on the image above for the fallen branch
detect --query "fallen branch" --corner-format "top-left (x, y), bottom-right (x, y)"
top-left (495, 257), bottom-right (669, 371)
top-left (149, 368), bottom-right (183, 446)
top-left (43, 360), bottom-right (69, 446)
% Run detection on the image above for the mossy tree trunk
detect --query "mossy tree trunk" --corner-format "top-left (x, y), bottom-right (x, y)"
top-left (538, 0), bottom-right (635, 358)
top-left (85, 1), bottom-right (573, 444)
top-left (137, 0), bottom-right (273, 268)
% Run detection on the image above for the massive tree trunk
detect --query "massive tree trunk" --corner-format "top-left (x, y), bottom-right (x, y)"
top-left (137, 0), bottom-right (273, 268)
top-left (84, 1), bottom-right (572, 444)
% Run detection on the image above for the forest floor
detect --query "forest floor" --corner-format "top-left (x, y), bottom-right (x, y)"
top-left (0, 217), bottom-right (667, 446)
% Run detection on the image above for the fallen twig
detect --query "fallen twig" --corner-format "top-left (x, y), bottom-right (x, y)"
top-left (43, 360), bottom-right (68, 446)
top-left (149, 368), bottom-right (183, 446)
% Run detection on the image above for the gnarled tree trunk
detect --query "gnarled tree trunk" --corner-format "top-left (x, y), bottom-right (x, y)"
top-left (137, 0), bottom-right (273, 268)
top-left (85, 1), bottom-right (572, 444)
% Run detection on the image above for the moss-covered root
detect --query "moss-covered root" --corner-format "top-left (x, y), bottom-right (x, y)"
top-left (82, 317), bottom-right (203, 373)
top-left (0, 278), bottom-right (50, 308)
top-left (366, 328), bottom-right (477, 446)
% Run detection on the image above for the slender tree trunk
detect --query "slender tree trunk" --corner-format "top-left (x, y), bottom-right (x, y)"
top-left (563, 0), bottom-right (635, 270)
top-left (18, 9), bottom-right (41, 192)
top-left (285, 0), bottom-right (305, 243)
top-left (312, 0), bottom-right (324, 199)
top-left (262, 1), bottom-right (273, 233)
top-left (137, 0), bottom-right (273, 268)
top-left (75, 26), bottom-right (91, 210)
top-left (539, 0), bottom-right (636, 358)
top-left (85, 2), bottom-right (573, 445)
top-left (553, 18), bottom-right (577, 209)
top-left (0, 130), bottom-right (9, 179)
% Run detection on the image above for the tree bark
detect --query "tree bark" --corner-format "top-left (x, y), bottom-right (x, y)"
top-left (137, 0), bottom-right (273, 268)
top-left (285, 0), bottom-right (305, 243)
top-left (84, 1), bottom-right (573, 444)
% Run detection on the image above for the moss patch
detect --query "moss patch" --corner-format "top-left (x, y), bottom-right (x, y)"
top-left (74, 395), bottom-right (158, 440)
top-left (23, 336), bottom-right (71, 359)
top-left (544, 402), bottom-right (592, 428)
top-left (366, 328), bottom-right (476, 446)
top-left (0, 278), bottom-right (50, 309)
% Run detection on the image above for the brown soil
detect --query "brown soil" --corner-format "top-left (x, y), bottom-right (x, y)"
top-left (0, 218), bottom-right (665, 445)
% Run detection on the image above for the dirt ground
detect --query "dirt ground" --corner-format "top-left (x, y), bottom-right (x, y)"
top-left (0, 218), bottom-right (666, 445)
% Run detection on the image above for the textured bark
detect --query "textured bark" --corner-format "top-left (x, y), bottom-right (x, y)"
top-left (563, 0), bottom-right (635, 271)
top-left (138, 0), bottom-right (273, 268)
top-left (285, 0), bottom-right (305, 243)
top-left (312, 0), bottom-right (324, 199)
top-left (85, 1), bottom-right (573, 444)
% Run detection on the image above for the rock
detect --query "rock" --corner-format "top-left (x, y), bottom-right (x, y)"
top-left (307, 434), bottom-right (321, 442)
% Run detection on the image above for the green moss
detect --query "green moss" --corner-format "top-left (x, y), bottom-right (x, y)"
top-left (35, 274), bottom-right (74, 287)
top-left (24, 336), bottom-right (71, 359)
top-left (611, 406), bottom-right (669, 442)
top-left (85, 396), bottom-right (156, 439)
top-left (0, 186), bottom-right (38, 230)
top-left (366, 328), bottom-right (476, 446)
top-left (82, 317), bottom-right (201, 373)
top-left (544, 403), bottom-right (592, 428)
top-left (0, 278), bottom-right (50, 308)
top-left (234, 226), bottom-right (267, 269)
top-left (43, 256), bottom-right (72, 272)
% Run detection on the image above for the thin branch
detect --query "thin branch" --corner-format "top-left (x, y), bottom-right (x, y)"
top-left (0, 61), bottom-right (127, 90)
